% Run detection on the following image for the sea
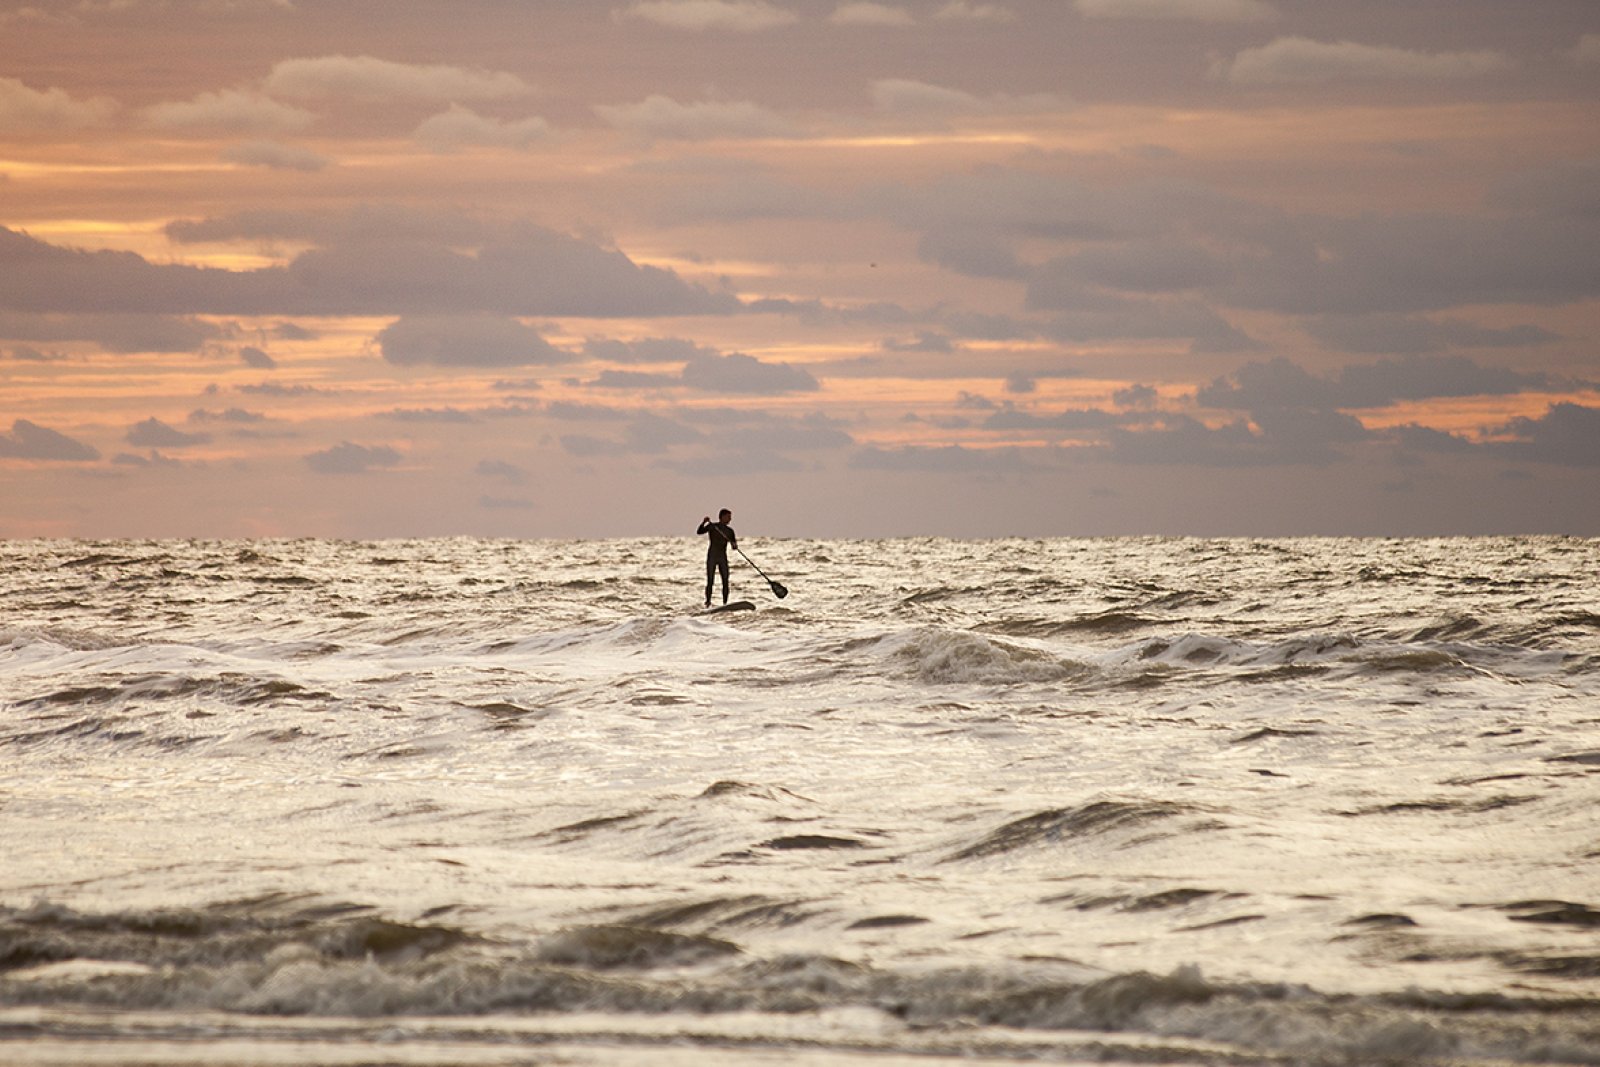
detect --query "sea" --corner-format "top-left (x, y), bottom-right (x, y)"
top-left (2, 536), bottom-right (1598, 1066)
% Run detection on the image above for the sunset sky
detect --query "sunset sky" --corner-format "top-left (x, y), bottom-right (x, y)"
top-left (3, 0), bottom-right (1598, 538)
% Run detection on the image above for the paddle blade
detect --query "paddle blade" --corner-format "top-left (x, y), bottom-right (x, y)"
top-left (770, 580), bottom-right (789, 599)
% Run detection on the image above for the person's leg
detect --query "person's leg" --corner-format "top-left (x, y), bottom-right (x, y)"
top-left (718, 558), bottom-right (730, 604)
top-left (705, 559), bottom-right (715, 606)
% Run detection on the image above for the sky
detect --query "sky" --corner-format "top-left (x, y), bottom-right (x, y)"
top-left (2, 0), bottom-right (1598, 539)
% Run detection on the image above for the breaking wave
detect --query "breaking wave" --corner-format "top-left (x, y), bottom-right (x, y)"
top-left (4, 901), bottom-right (1599, 1064)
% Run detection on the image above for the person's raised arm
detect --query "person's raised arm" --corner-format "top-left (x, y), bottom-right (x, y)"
top-left (697, 517), bottom-right (711, 534)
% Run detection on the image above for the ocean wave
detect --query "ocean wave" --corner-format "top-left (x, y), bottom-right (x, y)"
top-left (878, 627), bottom-right (1087, 686)
top-left (0, 625), bottom-right (138, 654)
top-left (945, 799), bottom-right (1203, 861)
top-left (5, 902), bottom-right (1599, 1064)
top-left (17, 672), bottom-right (327, 710)
top-left (4, 536), bottom-right (1599, 1065)
top-left (519, 780), bottom-right (887, 868)
top-left (980, 610), bottom-right (1158, 638)
top-left (1108, 629), bottom-right (1583, 683)
top-left (58, 552), bottom-right (150, 570)
top-left (622, 893), bottom-right (819, 933)
top-left (535, 925), bottom-right (741, 970)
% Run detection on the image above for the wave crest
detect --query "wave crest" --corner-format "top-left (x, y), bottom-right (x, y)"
top-left (884, 628), bottom-right (1085, 685)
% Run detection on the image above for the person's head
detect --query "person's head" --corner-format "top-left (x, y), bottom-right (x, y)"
top-left (718, 508), bottom-right (732, 522)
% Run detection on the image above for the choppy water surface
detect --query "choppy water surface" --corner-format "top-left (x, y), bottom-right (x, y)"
top-left (2, 537), bottom-right (1598, 1065)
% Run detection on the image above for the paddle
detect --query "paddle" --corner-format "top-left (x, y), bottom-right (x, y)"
top-left (735, 545), bottom-right (789, 599)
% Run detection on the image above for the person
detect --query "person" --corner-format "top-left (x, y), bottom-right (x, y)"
top-left (697, 509), bottom-right (736, 606)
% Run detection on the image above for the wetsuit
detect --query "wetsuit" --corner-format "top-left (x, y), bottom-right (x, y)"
top-left (697, 519), bottom-right (736, 605)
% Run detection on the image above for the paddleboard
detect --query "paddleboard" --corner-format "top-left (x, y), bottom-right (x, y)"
top-left (705, 600), bottom-right (755, 614)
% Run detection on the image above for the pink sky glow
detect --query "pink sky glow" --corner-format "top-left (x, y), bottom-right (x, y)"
top-left (3, 0), bottom-right (1599, 537)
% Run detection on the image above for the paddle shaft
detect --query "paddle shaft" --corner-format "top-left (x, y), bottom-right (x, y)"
top-left (735, 545), bottom-right (788, 598)
top-left (735, 545), bottom-right (772, 581)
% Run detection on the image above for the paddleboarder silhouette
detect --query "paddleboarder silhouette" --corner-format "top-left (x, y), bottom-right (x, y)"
top-left (697, 509), bottom-right (736, 607)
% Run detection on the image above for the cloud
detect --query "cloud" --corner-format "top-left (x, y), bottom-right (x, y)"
top-left (126, 417), bottom-right (210, 447)
top-left (1194, 359), bottom-right (1365, 411)
top-left (595, 95), bottom-right (797, 140)
top-left (560, 435), bottom-right (622, 457)
top-left (582, 336), bottom-right (719, 363)
top-left (915, 228), bottom-right (1025, 281)
top-left (376, 315), bottom-right (573, 368)
top-left (748, 295), bottom-right (916, 328)
top-left (3, 221), bottom-right (738, 318)
top-left (291, 223), bottom-right (742, 317)
top-left (659, 448), bottom-right (803, 474)
top-left (1197, 356), bottom-right (1562, 412)
top-left (304, 441), bottom-right (402, 474)
top-left (984, 406), bottom-right (1121, 431)
top-left (618, 1), bottom-right (797, 32)
top-left (165, 204), bottom-right (490, 247)
top-left (382, 407), bottom-right (476, 423)
top-left (829, 3), bottom-right (914, 26)
top-left (1224, 213), bottom-right (1600, 317)
top-left (681, 351), bottom-right (819, 393)
top-left (1491, 159), bottom-right (1600, 220)
top-left (272, 322), bottom-right (317, 341)
top-left (1304, 314), bottom-right (1559, 355)
top-left (589, 369), bottom-right (682, 389)
top-left (1391, 423), bottom-right (1476, 455)
top-left (490, 378), bottom-right (543, 397)
top-left (626, 159), bottom-right (837, 222)
top-left (413, 105), bottom-right (552, 151)
top-left (1074, 0), bottom-right (1274, 21)
top-left (240, 381), bottom-right (330, 396)
top-left (933, 1), bottom-right (1014, 22)
top-left (717, 418), bottom-right (853, 451)
top-left (476, 459), bottom-right (527, 483)
top-left (887, 166), bottom-right (1600, 322)
top-left (239, 345), bottom-right (277, 369)
top-left (1493, 403), bottom-right (1600, 466)
top-left (221, 140), bottom-right (329, 171)
top-left (871, 79), bottom-right (983, 116)
top-left (1218, 37), bottom-right (1511, 85)
top-left (561, 413), bottom-right (703, 456)
top-left (1038, 297), bottom-right (1258, 353)
top-left (0, 7), bottom-right (61, 25)
top-left (263, 55), bottom-right (530, 102)
top-left (881, 331), bottom-right (955, 353)
top-left (1567, 34), bottom-right (1600, 64)
top-left (0, 77), bottom-right (115, 132)
top-left (1104, 410), bottom-right (1366, 466)
top-left (545, 401), bottom-right (633, 421)
top-left (880, 170), bottom-right (1187, 279)
top-left (477, 403), bottom-right (540, 418)
top-left (851, 444), bottom-right (1029, 471)
top-left (0, 419), bottom-right (100, 461)
top-left (580, 409), bottom-right (848, 468)
top-left (1387, 404), bottom-right (1600, 468)
top-left (0, 310), bottom-right (222, 352)
top-left (1114, 383), bottom-right (1160, 408)
top-left (1045, 240), bottom-right (1233, 294)
top-left (2, 345), bottom-right (65, 362)
top-left (574, 344), bottom-right (820, 394)
top-left (189, 407), bottom-right (267, 424)
top-left (1250, 405), bottom-right (1368, 448)
top-left (112, 450), bottom-right (183, 469)
top-left (143, 89), bottom-right (313, 133)
top-left (0, 228), bottom-right (260, 315)
top-left (627, 413), bottom-right (705, 451)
